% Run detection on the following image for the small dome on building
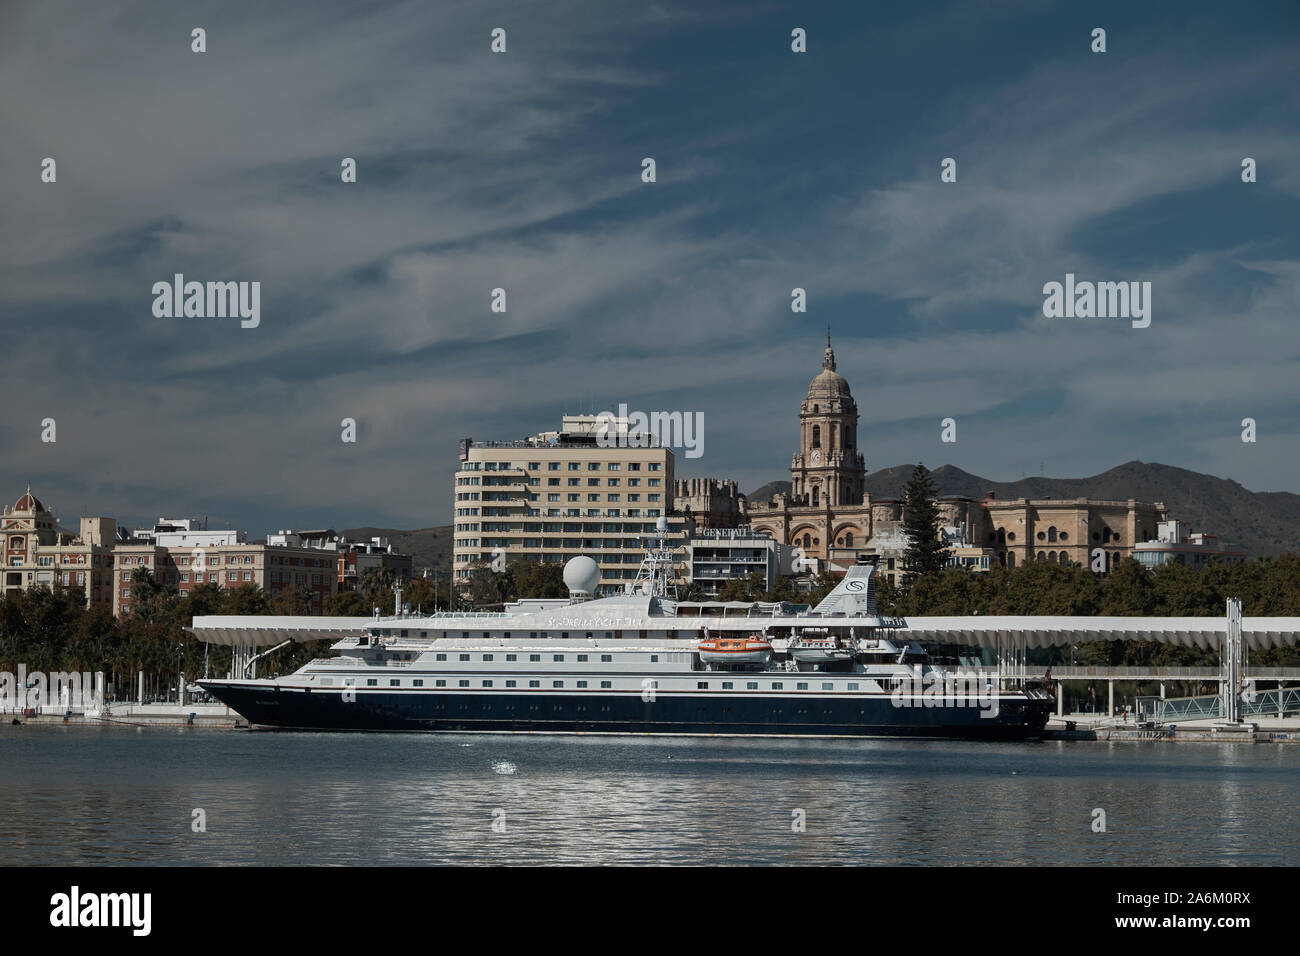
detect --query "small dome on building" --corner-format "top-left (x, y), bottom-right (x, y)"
top-left (13, 487), bottom-right (44, 512)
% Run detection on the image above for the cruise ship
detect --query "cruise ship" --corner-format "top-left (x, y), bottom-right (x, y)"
top-left (198, 522), bottom-right (1053, 739)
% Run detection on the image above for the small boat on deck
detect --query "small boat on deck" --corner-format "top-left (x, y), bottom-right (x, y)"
top-left (697, 632), bottom-right (772, 664)
top-left (788, 629), bottom-right (853, 663)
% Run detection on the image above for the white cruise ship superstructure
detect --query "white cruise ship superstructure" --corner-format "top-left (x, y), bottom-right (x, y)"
top-left (198, 523), bottom-right (1053, 739)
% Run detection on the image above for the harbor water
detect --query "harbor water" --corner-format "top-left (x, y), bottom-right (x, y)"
top-left (2, 726), bottom-right (1297, 866)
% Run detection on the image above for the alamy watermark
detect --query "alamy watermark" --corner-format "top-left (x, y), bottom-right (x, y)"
top-left (1, 666), bottom-right (105, 712)
top-left (890, 669), bottom-right (999, 718)
top-left (152, 274), bottom-right (260, 328)
top-left (50, 886), bottom-right (151, 936)
top-left (1042, 273), bottom-right (1150, 328)
top-left (594, 404), bottom-right (704, 459)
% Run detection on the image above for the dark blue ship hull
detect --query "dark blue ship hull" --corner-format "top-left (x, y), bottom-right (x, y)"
top-left (200, 681), bottom-right (1053, 740)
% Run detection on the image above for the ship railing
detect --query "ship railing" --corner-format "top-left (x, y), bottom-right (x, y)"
top-left (428, 611), bottom-right (513, 619)
top-left (371, 611), bottom-right (513, 623)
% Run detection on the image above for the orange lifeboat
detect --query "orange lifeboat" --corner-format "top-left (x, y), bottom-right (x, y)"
top-left (697, 633), bottom-right (772, 664)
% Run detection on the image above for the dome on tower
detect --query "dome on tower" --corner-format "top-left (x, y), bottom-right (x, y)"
top-left (806, 335), bottom-right (851, 400)
top-left (13, 487), bottom-right (44, 512)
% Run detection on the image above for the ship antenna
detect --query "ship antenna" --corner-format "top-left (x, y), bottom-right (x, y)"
top-left (632, 516), bottom-right (678, 600)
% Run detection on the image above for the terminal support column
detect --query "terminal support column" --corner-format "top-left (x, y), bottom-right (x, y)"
top-left (1222, 597), bottom-right (1243, 723)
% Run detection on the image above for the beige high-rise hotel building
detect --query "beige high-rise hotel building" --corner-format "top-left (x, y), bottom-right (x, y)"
top-left (453, 416), bottom-right (686, 595)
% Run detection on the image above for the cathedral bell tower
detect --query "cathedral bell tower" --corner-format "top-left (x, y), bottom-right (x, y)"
top-left (791, 333), bottom-right (866, 507)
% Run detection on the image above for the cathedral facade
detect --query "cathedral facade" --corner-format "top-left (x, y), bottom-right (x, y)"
top-left (742, 338), bottom-right (1169, 581)
top-left (746, 338), bottom-right (880, 565)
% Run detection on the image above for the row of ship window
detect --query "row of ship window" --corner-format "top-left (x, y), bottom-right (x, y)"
top-left (373, 632), bottom-right (651, 640)
top-left (361, 678), bottom-right (870, 691)
top-left (438, 652), bottom-right (629, 662)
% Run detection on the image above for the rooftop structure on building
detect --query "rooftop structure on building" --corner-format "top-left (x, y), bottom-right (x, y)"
top-left (1133, 520), bottom-right (1247, 569)
top-left (266, 529), bottom-right (412, 590)
top-left (269, 529), bottom-right (338, 549)
top-left (673, 477), bottom-right (746, 530)
top-left (155, 529), bottom-right (246, 548)
top-left (131, 518), bottom-right (206, 542)
top-left (461, 414), bottom-right (664, 454)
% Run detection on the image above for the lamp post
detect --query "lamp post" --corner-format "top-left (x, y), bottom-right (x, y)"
top-left (175, 642), bottom-right (185, 705)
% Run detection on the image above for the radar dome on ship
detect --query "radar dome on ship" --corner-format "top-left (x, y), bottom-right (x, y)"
top-left (563, 555), bottom-right (601, 596)
top-left (656, 516), bottom-right (667, 533)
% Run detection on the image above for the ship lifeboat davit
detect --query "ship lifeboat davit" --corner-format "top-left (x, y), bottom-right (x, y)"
top-left (697, 634), bottom-right (772, 665)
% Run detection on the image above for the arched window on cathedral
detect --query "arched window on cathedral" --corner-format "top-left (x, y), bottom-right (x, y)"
top-left (812, 486), bottom-right (820, 506)
top-left (1007, 552), bottom-right (1016, 569)
top-left (802, 534), bottom-right (811, 549)
top-left (812, 425), bottom-right (821, 448)
top-left (1048, 526), bottom-right (1057, 542)
top-left (845, 532), bottom-right (853, 546)
top-left (830, 423), bottom-right (837, 450)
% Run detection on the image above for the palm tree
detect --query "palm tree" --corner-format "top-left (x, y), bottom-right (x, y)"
top-left (359, 566), bottom-right (396, 612)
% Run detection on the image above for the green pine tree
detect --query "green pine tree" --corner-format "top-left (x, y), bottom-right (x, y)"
top-left (901, 463), bottom-right (950, 584)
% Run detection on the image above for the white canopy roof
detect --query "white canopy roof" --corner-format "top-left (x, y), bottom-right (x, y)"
top-left (902, 616), bottom-right (1300, 651)
top-left (187, 615), bottom-right (374, 646)
top-left (186, 611), bottom-right (1300, 651)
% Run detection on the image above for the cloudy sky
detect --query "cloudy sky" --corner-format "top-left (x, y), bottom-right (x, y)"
top-left (2, 0), bottom-right (1297, 536)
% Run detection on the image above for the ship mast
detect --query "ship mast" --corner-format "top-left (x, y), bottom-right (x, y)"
top-left (632, 516), bottom-right (678, 600)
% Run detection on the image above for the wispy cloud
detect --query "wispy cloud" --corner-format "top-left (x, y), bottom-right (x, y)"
top-left (1, 0), bottom-right (1296, 534)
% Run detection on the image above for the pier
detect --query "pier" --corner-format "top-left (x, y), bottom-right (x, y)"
top-left (7, 701), bottom-right (242, 729)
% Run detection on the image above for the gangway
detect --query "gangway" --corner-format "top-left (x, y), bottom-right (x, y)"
top-left (1156, 686), bottom-right (1300, 723)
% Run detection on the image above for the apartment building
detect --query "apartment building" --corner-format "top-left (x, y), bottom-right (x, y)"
top-left (114, 526), bottom-right (338, 617)
top-left (454, 416), bottom-right (685, 595)
top-left (685, 526), bottom-right (792, 598)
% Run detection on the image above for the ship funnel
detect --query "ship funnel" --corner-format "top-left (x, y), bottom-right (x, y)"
top-left (811, 557), bottom-right (880, 617)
